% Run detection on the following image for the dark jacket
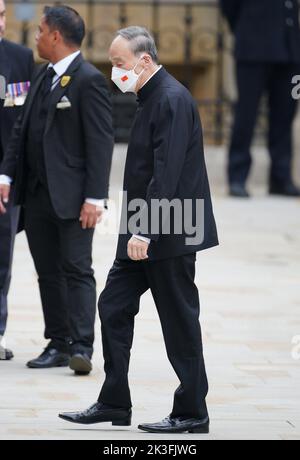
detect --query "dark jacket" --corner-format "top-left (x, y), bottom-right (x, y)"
top-left (0, 39), bottom-right (34, 162)
top-left (116, 67), bottom-right (219, 261)
top-left (0, 53), bottom-right (114, 219)
top-left (220, 0), bottom-right (300, 62)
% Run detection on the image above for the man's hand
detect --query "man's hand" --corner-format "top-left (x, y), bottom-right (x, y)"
top-left (0, 184), bottom-right (10, 214)
top-left (127, 236), bottom-right (149, 261)
top-left (79, 202), bottom-right (103, 229)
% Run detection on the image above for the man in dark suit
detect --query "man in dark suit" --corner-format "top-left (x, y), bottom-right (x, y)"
top-left (0, 6), bottom-right (114, 374)
top-left (220, 0), bottom-right (300, 197)
top-left (0, 0), bottom-right (34, 360)
top-left (59, 27), bottom-right (218, 434)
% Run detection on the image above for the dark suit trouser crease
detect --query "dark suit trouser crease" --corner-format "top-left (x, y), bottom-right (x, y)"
top-left (98, 254), bottom-right (209, 419)
top-left (24, 184), bottom-right (96, 356)
top-left (228, 62), bottom-right (299, 186)
top-left (0, 191), bottom-right (20, 336)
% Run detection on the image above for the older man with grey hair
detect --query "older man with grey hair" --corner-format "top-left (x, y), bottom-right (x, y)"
top-left (59, 26), bottom-right (218, 434)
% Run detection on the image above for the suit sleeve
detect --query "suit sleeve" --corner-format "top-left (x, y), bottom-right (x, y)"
top-left (219, 0), bottom-right (242, 31)
top-left (137, 94), bottom-right (193, 242)
top-left (0, 49), bottom-right (35, 178)
top-left (0, 114), bottom-right (23, 179)
top-left (80, 72), bottom-right (114, 200)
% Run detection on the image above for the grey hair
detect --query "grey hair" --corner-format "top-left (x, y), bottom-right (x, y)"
top-left (116, 26), bottom-right (159, 63)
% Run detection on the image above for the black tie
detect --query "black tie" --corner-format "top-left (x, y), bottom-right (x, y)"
top-left (42, 67), bottom-right (56, 96)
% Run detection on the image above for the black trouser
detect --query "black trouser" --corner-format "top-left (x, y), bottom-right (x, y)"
top-left (0, 189), bottom-right (20, 336)
top-left (98, 254), bottom-right (208, 419)
top-left (228, 62), bottom-right (299, 186)
top-left (24, 184), bottom-right (96, 357)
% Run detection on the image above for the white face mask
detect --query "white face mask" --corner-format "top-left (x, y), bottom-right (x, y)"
top-left (111, 58), bottom-right (145, 93)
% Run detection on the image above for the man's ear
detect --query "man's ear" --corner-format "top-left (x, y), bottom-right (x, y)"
top-left (142, 54), bottom-right (152, 67)
top-left (52, 29), bottom-right (61, 45)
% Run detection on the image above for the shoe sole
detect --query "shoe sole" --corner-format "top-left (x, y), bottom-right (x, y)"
top-left (0, 348), bottom-right (14, 360)
top-left (229, 193), bottom-right (250, 198)
top-left (138, 424), bottom-right (209, 434)
top-left (270, 191), bottom-right (300, 197)
top-left (69, 355), bottom-right (92, 375)
top-left (0, 354), bottom-right (14, 361)
top-left (27, 359), bottom-right (70, 369)
top-left (59, 414), bottom-right (131, 426)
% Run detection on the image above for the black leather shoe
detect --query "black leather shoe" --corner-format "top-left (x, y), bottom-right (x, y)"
top-left (69, 353), bottom-right (92, 375)
top-left (59, 402), bottom-right (132, 426)
top-left (26, 348), bottom-right (70, 368)
top-left (269, 181), bottom-right (300, 197)
top-left (0, 347), bottom-right (14, 360)
top-left (229, 183), bottom-right (250, 198)
top-left (138, 415), bottom-right (209, 434)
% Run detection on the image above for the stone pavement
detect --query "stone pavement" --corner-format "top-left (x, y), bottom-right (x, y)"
top-left (0, 145), bottom-right (300, 440)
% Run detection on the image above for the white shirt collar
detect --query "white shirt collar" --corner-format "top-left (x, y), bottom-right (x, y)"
top-left (48, 50), bottom-right (81, 77)
top-left (140, 65), bottom-right (162, 90)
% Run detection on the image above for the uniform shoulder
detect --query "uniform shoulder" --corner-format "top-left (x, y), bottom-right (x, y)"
top-left (160, 74), bottom-right (195, 108)
top-left (3, 39), bottom-right (33, 58)
top-left (80, 60), bottom-right (107, 81)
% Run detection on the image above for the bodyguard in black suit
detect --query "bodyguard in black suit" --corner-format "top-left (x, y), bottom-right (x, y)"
top-left (0, 6), bottom-right (114, 374)
top-left (0, 0), bottom-right (34, 360)
top-left (220, 0), bottom-right (300, 197)
top-left (60, 27), bottom-right (218, 434)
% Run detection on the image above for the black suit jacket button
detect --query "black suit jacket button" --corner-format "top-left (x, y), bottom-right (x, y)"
top-left (286, 18), bottom-right (294, 27)
top-left (285, 0), bottom-right (293, 9)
